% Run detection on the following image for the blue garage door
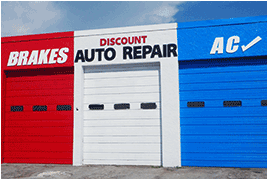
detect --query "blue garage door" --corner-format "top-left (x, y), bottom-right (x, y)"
top-left (179, 56), bottom-right (267, 168)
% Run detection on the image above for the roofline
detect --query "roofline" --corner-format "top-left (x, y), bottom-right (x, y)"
top-left (176, 15), bottom-right (267, 29)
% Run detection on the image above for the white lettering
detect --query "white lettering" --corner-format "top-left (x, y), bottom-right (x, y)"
top-left (226, 36), bottom-right (240, 53)
top-left (49, 49), bottom-right (59, 64)
top-left (7, 52), bottom-right (19, 66)
top-left (7, 48), bottom-right (69, 66)
top-left (57, 47), bottom-right (69, 64)
top-left (17, 51), bottom-right (29, 66)
top-left (38, 49), bottom-right (50, 65)
top-left (27, 50), bottom-right (39, 65)
top-left (210, 37), bottom-right (224, 54)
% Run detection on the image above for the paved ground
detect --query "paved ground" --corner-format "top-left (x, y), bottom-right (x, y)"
top-left (1, 164), bottom-right (267, 179)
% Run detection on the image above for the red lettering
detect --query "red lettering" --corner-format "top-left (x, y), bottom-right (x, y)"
top-left (121, 37), bottom-right (127, 45)
top-left (128, 37), bottom-right (134, 44)
top-left (135, 36), bottom-right (141, 44)
top-left (116, 37), bottom-right (121, 45)
top-left (110, 38), bottom-right (115, 46)
top-left (141, 36), bottom-right (147, 43)
top-left (100, 36), bottom-right (147, 46)
top-left (100, 39), bottom-right (106, 46)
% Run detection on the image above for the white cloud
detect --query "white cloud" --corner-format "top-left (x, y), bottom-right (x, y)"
top-left (129, 1), bottom-right (185, 25)
top-left (1, 1), bottom-right (63, 37)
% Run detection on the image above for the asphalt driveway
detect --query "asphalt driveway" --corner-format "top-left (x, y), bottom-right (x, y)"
top-left (1, 163), bottom-right (267, 179)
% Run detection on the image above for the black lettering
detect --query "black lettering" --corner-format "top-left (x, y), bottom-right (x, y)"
top-left (134, 46), bottom-right (142, 59)
top-left (142, 45), bottom-right (152, 59)
top-left (123, 46), bottom-right (133, 59)
top-left (85, 49), bottom-right (95, 62)
top-left (74, 50), bottom-right (85, 63)
top-left (151, 45), bottom-right (162, 58)
top-left (163, 44), bottom-right (167, 57)
top-left (95, 48), bottom-right (104, 61)
top-left (104, 48), bottom-right (116, 61)
top-left (168, 44), bottom-right (178, 57)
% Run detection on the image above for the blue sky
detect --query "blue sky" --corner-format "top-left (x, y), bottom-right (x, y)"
top-left (1, 1), bottom-right (267, 37)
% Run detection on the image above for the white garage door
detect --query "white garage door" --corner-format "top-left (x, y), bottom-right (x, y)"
top-left (82, 63), bottom-right (161, 166)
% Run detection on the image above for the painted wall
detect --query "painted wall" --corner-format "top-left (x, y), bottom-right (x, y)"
top-left (73, 23), bottom-right (181, 167)
top-left (177, 16), bottom-right (267, 168)
top-left (1, 32), bottom-right (74, 164)
top-left (177, 16), bottom-right (267, 60)
top-left (1, 15), bottom-right (266, 167)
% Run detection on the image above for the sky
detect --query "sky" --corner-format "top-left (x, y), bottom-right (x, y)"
top-left (1, 1), bottom-right (267, 37)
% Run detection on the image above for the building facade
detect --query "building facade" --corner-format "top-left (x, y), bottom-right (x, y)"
top-left (1, 16), bottom-right (267, 168)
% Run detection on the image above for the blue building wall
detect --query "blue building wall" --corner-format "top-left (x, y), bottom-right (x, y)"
top-left (177, 16), bottom-right (267, 168)
top-left (177, 16), bottom-right (267, 60)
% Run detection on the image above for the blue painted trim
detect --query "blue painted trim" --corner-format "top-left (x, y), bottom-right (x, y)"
top-left (177, 15), bottom-right (267, 29)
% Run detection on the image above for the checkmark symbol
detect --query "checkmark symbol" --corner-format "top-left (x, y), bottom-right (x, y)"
top-left (241, 36), bottom-right (262, 52)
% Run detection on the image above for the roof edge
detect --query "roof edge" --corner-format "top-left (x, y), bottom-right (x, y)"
top-left (177, 15), bottom-right (267, 29)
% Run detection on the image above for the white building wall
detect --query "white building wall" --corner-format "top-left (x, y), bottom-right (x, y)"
top-left (73, 23), bottom-right (181, 167)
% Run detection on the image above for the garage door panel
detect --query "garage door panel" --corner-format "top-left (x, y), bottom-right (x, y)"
top-left (181, 135), bottom-right (267, 143)
top-left (84, 93), bottom-right (159, 103)
top-left (84, 136), bottom-right (160, 143)
top-left (6, 80), bottom-right (73, 90)
top-left (84, 127), bottom-right (160, 136)
top-left (6, 96), bottom-right (73, 105)
top-left (82, 66), bottom-right (161, 166)
top-left (180, 71), bottom-right (266, 83)
top-left (4, 151), bottom-right (72, 159)
top-left (179, 58), bottom-right (267, 168)
top-left (84, 144), bottom-right (160, 153)
top-left (5, 120), bottom-right (73, 127)
top-left (6, 89), bottom-right (73, 98)
top-left (182, 153), bottom-right (267, 161)
top-left (181, 160), bottom-right (266, 168)
top-left (179, 64), bottom-right (266, 75)
top-left (181, 125), bottom-right (266, 135)
top-left (180, 89), bottom-right (266, 100)
top-left (5, 127), bottom-right (73, 136)
top-left (83, 160), bottom-right (160, 166)
top-left (181, 143), bottom-right (266, 153)
top-left (84, 153), bottom-right (160, 161)
top-left (4, 136), bottom-right (72, 143)
top-left (180, 99), bottom-right (267, 108)
top-left (180, 117), bottom-right (267, 125)
top-left (5, 104), bottom-right (73, 112)
top-left (180, 107), bottom-right (266, 117)
top-left (83, 110), bottom-right (160, 119)
top-left (84, 77), bottom-right (159, 88)
top-left (4, 158), bottom-right (72, 164)
top-left (180, 81), bottom-right (267, 91)
top-left (83, 102), bottom-right (160, 111)
top-left (5, 111), bottom-right (73, 120)
top-left (7, 74), bottom-right (74, 82)
top-left (84, 119), bottom-right (160, 127)
top-left (84, 70), bottom-right (158, 79)
top-left (84, 86), bottom-right (159, 95)
top-left (4, 142), bottom-right (73, 152)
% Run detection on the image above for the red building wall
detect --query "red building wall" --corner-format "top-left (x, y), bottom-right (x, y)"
top-left (1, 31), bottom-right (74, 164)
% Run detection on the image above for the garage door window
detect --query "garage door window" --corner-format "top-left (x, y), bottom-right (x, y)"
top-left (141, 102), bottom-right (157, 109)
top-left (10, 106), bottom-right (23, 112)
top-left (187, 101), bottom-right (205, 107)
top-left (57, 105), bottom-right (72, 111)
top-left (223, 101), bottom-right (242, 107)
top-left (114, 103), bottom-right (130, 110)
top-left (88, 104), bottom-right (104, 110)
top-left (33, 105), bottom-right (47, 111)
top-left (261, 100), bottom-right (267, 106)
